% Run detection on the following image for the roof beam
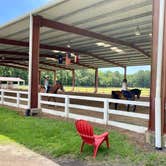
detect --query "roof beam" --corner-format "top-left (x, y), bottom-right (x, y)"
top-left (0, 38), bottom-right (28, 47)
top-left (0, 57), bottom-right (72, 71)
top-left (0, 60), bottom-right (55, 71)
top-left (13, 62), bottom-right (56, 72)
top-left (40, 44), bottom-right (122, 67)
top-left (0, 58), bottom-right (27, 61)
top-left (40, 16), bottom-right (150, 58)
top-left (0, 50), bottom-right (96, 69)
top-left (0, 38), bottom-right (124, 67)
top-left (70, 60), bottom-right (96, 69)
top-left (0, 63), bottom-right (27, 70)
top-left (0, 50), bottom-right (51, 58)
top-left (41, 62), bottom-right (73, 70)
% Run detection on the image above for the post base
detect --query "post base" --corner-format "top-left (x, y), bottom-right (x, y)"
top-left (25, 108), bottom-right (42, 116)
top-left (145, 130), bottom-right (166, 148)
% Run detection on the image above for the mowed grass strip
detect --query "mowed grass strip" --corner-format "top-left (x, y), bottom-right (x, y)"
top-left (0, 107), bottom-right (165, 165)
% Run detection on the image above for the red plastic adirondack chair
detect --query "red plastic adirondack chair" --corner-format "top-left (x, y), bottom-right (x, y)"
top-left (75, 120), bottom-right (109, 158)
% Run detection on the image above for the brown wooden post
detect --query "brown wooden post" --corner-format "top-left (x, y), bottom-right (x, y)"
top-left (38, 70), bottom-right (41, 85)
top-left (29, 15), bottom-right (40, 109)
top-left (148, 0), bottom-right (159, 131)
top-left (94, 68), bottom-right (98, 93)
top-left (146, 0), bottom-right (166, 148)
top-left (72, 70), bottom-right (75, 91)
top-left (54, 70), bottom-right (56, 84)
top-left (124, 67), bottom-right (127, 80)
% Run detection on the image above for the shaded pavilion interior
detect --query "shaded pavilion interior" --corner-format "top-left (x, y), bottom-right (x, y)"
top-left (0, 0), bottom-right (152, 71)
top-left (2, 0), bottom-right (166, 148)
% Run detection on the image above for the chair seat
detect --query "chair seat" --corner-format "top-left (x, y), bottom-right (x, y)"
top-left (75, 120), bottom-right (109, 158)
top-left (94, 132), bottom-right (109, 146)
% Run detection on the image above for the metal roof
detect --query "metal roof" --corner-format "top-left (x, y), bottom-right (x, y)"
top-left (0, 0), bottom-right (152, 71)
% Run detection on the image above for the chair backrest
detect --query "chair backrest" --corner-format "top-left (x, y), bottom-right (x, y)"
top-left (75, 120), bottom-right (95, 145)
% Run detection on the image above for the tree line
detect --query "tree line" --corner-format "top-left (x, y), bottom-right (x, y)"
top-left (0, 66), bottom-right (150, 88)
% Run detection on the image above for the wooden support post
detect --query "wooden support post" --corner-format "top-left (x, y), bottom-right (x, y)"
top-left (28, 15), bottom-right (40, 109)
top-left (124, 67), bottom-right (127, 80)
top-left (72, 70), bottom-right (75, 92)
top-left (149, 0), bottom-right (160, 131)
top-left (54, 70), bottom-right (56, 84)
top-left (38, 70), bottom-right (41, 85)
top-left (94, 68), bottom-right (98, 93)
top-left (146, 0), bottom-right (166, 148)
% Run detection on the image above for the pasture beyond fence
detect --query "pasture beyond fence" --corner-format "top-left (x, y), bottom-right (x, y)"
top-left (0, 89), bottom-right (149, 133)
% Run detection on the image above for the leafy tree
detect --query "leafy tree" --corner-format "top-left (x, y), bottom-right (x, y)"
top-left (0, 66), bottom-right (28, 83)
top-left (0, 66), bottom-right (151, 88)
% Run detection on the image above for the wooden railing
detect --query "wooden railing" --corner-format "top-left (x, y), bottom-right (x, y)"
top-left (0, 89), bottom-right (28, 109)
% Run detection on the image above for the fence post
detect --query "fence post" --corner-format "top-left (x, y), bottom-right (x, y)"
top-left (16, 91), bottom-right (20, 107)
top-left (0, 89), bottom-right (1, 104)
top-left (38, 93), bottom-right (41, 109)
top-left (65, 96), bottom-right (69, 118)
top-left (1, 89), bottom-right (4, 105)
top-left (104, 99), bottom-right (109, 125)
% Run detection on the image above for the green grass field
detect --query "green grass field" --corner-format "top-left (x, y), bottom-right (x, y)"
top-left (64, 86), bottom-right (150, 97)
top-left (0, 107), bottom-right (165, 165)
top-left (18, 85), bottom-right (150, 97)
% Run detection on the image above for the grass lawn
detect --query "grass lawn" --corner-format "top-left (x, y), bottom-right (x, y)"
top-left (0, 107), bottom-right (165, 165)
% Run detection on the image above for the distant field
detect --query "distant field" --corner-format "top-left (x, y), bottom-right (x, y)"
top-left (18, 85), bottom-right (150, 97)
top-left (64, 86), bottom-right (150, 97)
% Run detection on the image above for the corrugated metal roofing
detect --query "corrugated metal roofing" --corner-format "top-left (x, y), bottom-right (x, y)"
top-left (0, 0), bottom-right (152, 70)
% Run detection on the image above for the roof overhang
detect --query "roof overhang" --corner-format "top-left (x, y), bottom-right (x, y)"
top-left (0, 0), bottom-right (152, 71)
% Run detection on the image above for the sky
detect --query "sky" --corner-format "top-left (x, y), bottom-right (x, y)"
top-left (0, 0), bottom-right (150, 74)
top-left (100, 65), bottom-right (150, 74)
top-left (0, 0), bottom-right (51, 25)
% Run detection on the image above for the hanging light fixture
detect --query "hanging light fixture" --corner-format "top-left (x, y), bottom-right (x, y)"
top-left (65, 44), bottom-right (71, 65)
top-left (67, 44), bottom-right (71, 48)
top-left (58, 54), bottom-right (63, 64)
top-left (135, 25), bottom-right (141, 36)
top-left (1, 56), bottom-right (5, 60)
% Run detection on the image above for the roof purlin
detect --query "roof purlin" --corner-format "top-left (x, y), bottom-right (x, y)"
top-left (0, 38), bottom-right (124, 67)
top-left (40, 16), bottom-right (150, 58)
top-left (0, 50), bottom-right (96, 69)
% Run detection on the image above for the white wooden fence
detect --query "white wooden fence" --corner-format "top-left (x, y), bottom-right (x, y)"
top-left (0, 89), bottom-right (150, 133)
top-left (0, 89), bottom-right (28, 109)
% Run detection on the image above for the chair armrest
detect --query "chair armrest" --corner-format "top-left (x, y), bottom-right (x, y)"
top-left (94, 132), bottom-right (109, 138)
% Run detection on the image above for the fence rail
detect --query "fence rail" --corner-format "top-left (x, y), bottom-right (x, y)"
top-left (0, 89), bottom-right (28, 109)
top-left (0, 89), bottom-right (150, 133)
